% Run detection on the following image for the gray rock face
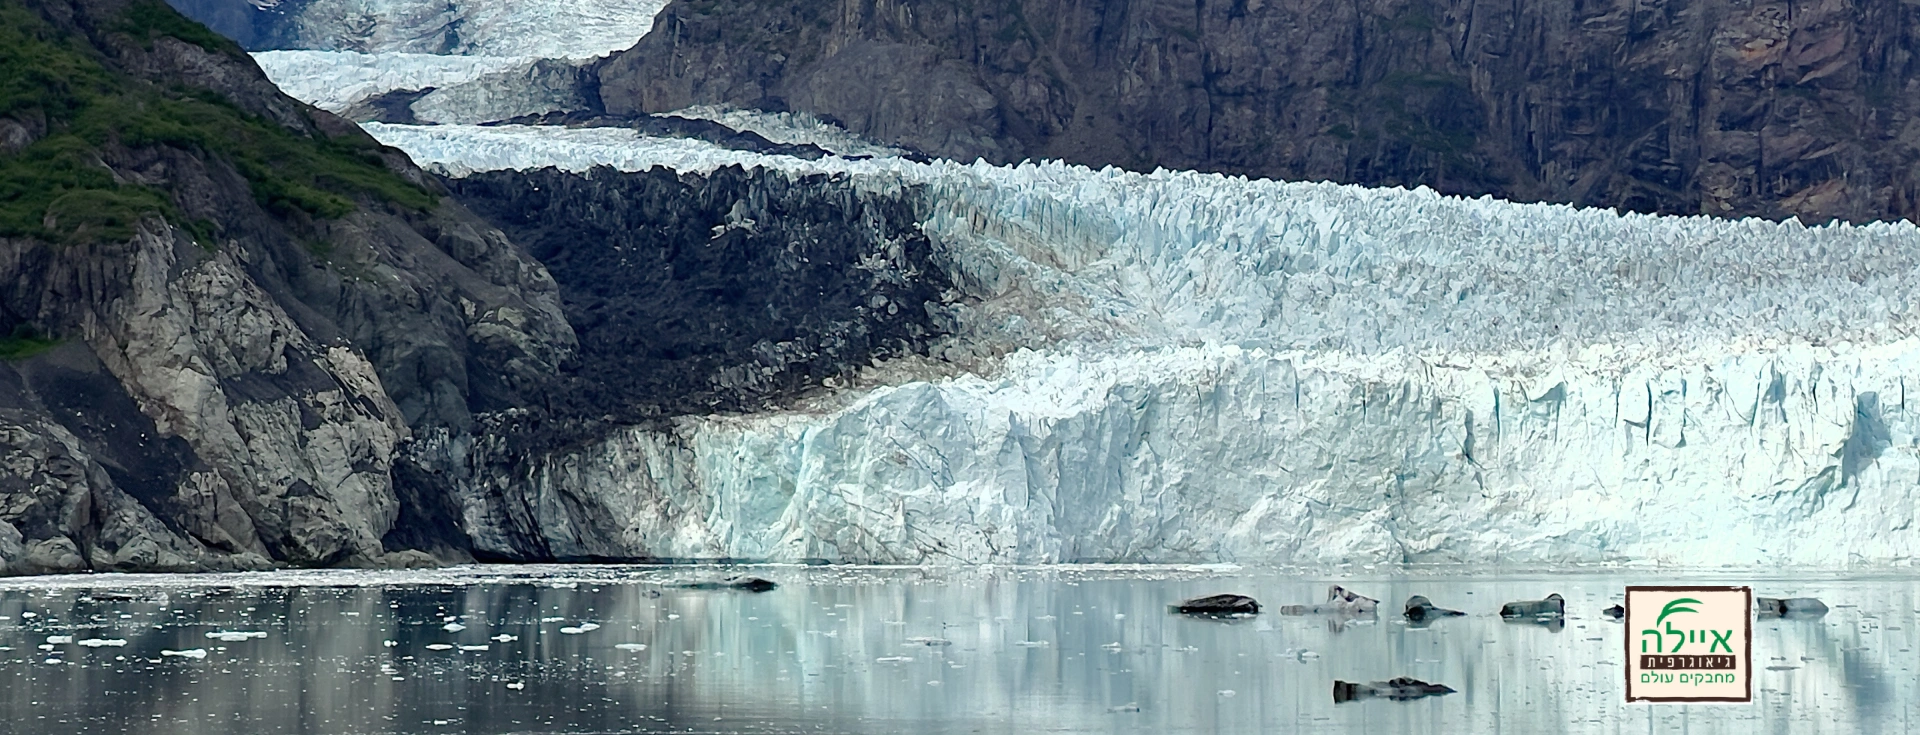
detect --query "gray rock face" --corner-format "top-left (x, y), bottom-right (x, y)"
top-left (0, 0), bottom-right (573, 575)
top-left (599, 0), bottom-right (1920, 223)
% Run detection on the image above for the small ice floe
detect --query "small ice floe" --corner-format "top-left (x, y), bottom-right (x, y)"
top-left (443, 623), bottom-right (467, 633)
top-left (425, 644), bottom-right (455, 651)
top-left (162, 649), bottom-right (208, 660)
top-left (614, 643), bottom-right (648, 652)
top-left (205, 631), bottom-right (267, 642)
top-left (905, 637), bottom-right (951, 647)
top-left (1013, 640), bottom-right (1051, 647)
top-left (875, 656), bottom-right (913, 663)
top-left (77, 639), bottom-right (127, 648)
top-left (459, 645), bottom-right (489, 652)
top-left (491, 635), bottom-right (519, 643)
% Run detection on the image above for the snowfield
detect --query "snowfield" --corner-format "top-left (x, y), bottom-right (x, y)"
top-left (368, 122), bottom-right (1920, 568)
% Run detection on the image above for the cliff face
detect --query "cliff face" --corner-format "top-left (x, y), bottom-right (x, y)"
top-left (0, 0), bottom-right (574, 573)
top-left (598, 0), bottom-right (1920, 223)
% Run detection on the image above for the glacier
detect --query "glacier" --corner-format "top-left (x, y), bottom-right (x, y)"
top-left (368, 122), bottom-right (1920, 568)
top-left (245, 0), bottom-right (667, 120)
top-left (252, 51), bottom-right (535, 113)
top-left (247, 0), bottom-right (669, 58)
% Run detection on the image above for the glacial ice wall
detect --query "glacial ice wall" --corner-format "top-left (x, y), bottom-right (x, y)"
top-left (255, 0), bottom-right (670, 58)
top-left (253, 51), bottom-right (533, 112)
top-left (374, 123), bottom-right (1920, 567)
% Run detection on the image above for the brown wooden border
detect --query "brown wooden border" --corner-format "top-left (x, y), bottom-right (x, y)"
top-left (1624, 586), bottom-right (1753, 704)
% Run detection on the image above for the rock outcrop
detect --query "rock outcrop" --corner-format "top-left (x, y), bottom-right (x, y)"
top-left (0, 0), bottom-right (573, 573)
top-left (597, 0), bottom-right (1920, 223)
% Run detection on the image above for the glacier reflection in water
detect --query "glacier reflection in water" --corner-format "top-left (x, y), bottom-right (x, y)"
top-left (0, 565), bottom-right (1912, 734)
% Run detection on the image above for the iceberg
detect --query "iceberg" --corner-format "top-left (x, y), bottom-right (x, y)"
top-left (362, 122), bottom-right (1920, 568)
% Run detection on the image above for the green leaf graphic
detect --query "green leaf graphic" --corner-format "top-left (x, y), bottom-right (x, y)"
top-left (1656, 598), bottom-right (1702, 626)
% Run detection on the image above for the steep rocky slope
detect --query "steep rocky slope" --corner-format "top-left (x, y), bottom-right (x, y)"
top-left (0, 0), bottom-right (576, 573)
top-left (598, 0), bottom-right (1920, 224)
top-left (0, 0), bottom-right (961, 573)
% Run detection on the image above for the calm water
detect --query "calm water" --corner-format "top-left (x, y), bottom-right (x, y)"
top-left (0, 565), bottom-right (1913, 734)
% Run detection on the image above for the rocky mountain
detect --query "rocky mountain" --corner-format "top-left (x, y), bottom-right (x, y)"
top-left (596, 0), bottom-right (1920, 224)
top-left (0, 0), bottom-right (943, 574)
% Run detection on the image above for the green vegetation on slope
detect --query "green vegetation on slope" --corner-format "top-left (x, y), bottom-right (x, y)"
top-left (0, 325), bottom-right (59, 361)
top-left (0, 0), bottom-right (434, 245)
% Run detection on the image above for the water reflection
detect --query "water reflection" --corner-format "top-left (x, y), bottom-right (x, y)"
top-left (0, 566), bottom-right (1910, 734)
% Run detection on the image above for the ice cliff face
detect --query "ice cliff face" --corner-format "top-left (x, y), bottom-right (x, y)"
top-left (372, 122), bottom-right (1920, 567)
top-left (170, 0), bottom-right (669, 58)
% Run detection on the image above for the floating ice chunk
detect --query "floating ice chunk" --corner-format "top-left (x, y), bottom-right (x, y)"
top-left (77, 639), bottom-right (127, 648)
top-left (443, 623), bottom-right (467, 632)
top-left (45, 635), bottom-right (73, 644)
top-left (205, 631), bottom-right (267, 642)
top-left (614, 643), bottom-right (648, 652)
top-left (425, 644), bottom-right (455, 651)
top-left (161, 649), bottom-right (207, 659)
top-left (491, 634), bottom-right (519, 643)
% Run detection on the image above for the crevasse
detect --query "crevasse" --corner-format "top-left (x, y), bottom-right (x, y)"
top-left (371, 123), bottom-right (1920, 567)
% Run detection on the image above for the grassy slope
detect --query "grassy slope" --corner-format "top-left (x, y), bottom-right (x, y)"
top-left (0, 0), bottom-right (434, 245)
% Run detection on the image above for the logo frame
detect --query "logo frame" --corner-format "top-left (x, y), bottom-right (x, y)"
top-left (1624, 585), bottom-right (1752, 704)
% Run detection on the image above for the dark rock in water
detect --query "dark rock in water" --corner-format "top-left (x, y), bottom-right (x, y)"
top-left (1757, 597), bottom-right (1829, 619)
top-left (674, 577), bottom-right (778, 592)
top-left (1171, 594), bottom-right (1260, 616)
top-left (1500, 593), bottom-right (1566, 620)
top-left (1403, 595), bottom-right (1465, 622)
top-left (1333, 677), bottom-right (1457, 704)
top-left (1603, 604), bottom-right (1625, 620)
